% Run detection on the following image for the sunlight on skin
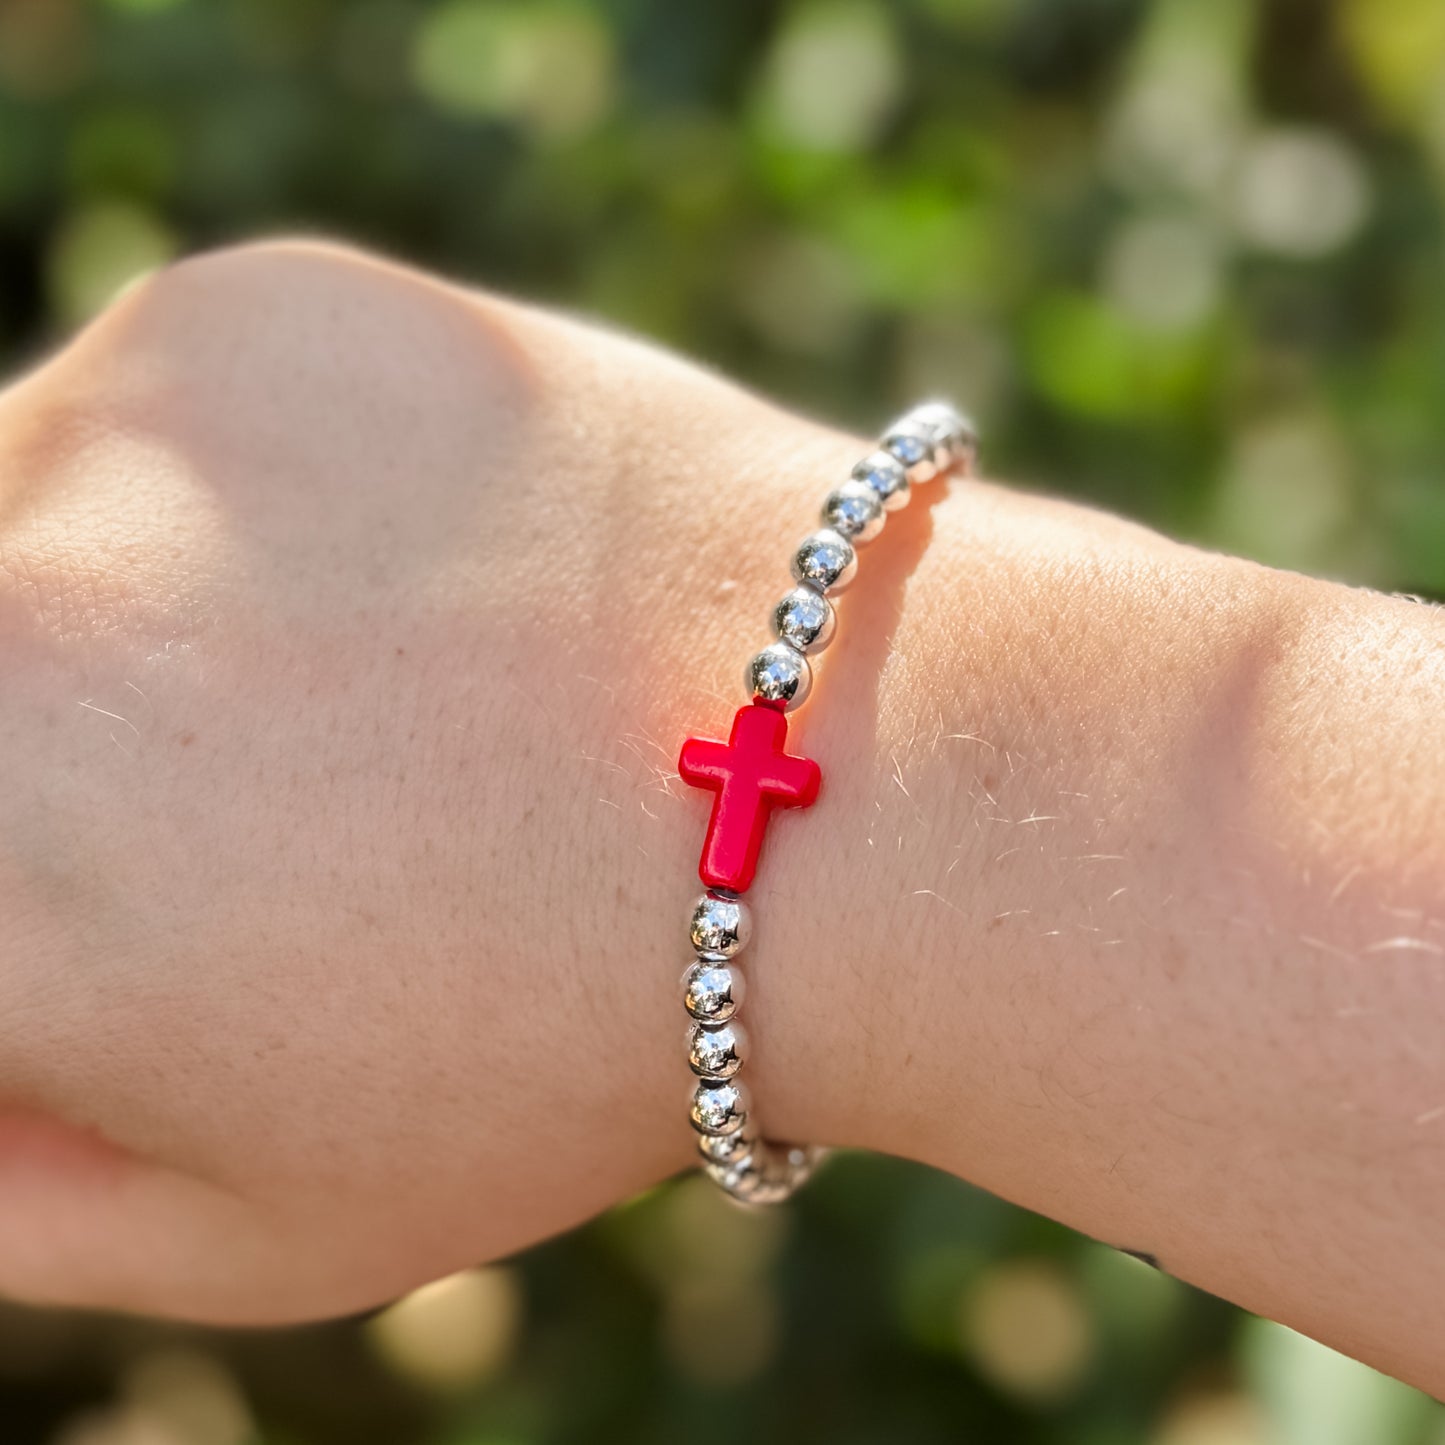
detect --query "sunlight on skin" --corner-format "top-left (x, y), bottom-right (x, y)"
top-left (0, 243), bottom-right (1440, 1398)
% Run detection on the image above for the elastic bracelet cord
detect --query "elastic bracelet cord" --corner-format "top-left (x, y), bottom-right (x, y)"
top-left (676, 402), bottom-right (979, 1205)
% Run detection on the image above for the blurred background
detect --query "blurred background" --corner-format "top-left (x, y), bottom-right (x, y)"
top-left (0, 0), bottom-right (1442, 1441)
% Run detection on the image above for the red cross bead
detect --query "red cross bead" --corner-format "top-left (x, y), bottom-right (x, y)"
top-left (678, 702), bottom-right (821, 893)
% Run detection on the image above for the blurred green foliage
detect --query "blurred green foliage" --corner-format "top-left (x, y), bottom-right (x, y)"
top-left (0, 1), bottom-right (1442, 1442)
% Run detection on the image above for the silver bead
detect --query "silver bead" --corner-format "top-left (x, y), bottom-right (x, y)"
top-left (703, 1142), bottom-right (784, 1204)
top-left (882, 420), bottom-right (946, 484)
top-left (790, 528), bottom-right (857, 595)
top-left (706, 1139), bottom-right (824, 1204)
top-left (745, 640), bottom-right (812, 710)
top-left (906, 400), bottom-right (978, 474)
top-left (771, 586), bottom-right (835, 655)
top-left (704, 1152), bottom-right (769, 1202)
top-left (821, 480), bottom-right (885, 544)
top-left (688, 1019), bottom-right (749, 1079)
top-left (688, 891), bottom-right (751, 958)
top-left (853, 450), bottom-right (910, 512)
top-left (690, 1077), bottom-right (750, 1136)
top-left (682, 959), bottom-right (746, 1022)
top-left (697, 1125), bottom-right (755, 1165)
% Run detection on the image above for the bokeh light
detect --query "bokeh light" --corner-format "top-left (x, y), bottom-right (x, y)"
top-left (367, 1267), bottom-right (521, 1390)
top-left (47, 199), bottom-right (176, 324)
top-left (961, 1259), bottom-right (1095, 1401)
top-left (1151, 1392), bottom-right (1274, 1445)
top-left (753, 1), bottom-right (902, 155)
top-left (411, 1), bottom-right (614, 138)
top-left (51, 1350), bottom-right (252, 1445)
top-left (1231, 128), bottom-right (1371, 257)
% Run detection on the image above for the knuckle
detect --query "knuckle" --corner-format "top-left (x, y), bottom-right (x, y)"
top-left (92, 238), bottom-right (540, 473)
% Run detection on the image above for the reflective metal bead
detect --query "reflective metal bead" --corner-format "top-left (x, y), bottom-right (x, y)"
top-left (688, 1020), bottom-right (748, 1079)
top-left (704, 1152), bottom-right (769, 1202)
top-left (771, 586), bottom-right (835, 655)
top-left (706, 1140), bottom-right (824, 1204)
top-left (883, 421), bottom-right (945, 484)
top-left (853, 450), bottom-right (910, 512)
top-left (821, 480), bottom-right (885, 544)
top-left (688, 891), bottom-right (751, 958)
top-left (745, 640), bottom-right (812, 710)
top-left (764, 1171), bottom-right (806, 1205)
top-left (682, 959), bottom-right (745, 1022)
top-left (777, 1142), bottom-right (825, 1186)
top-left (704, 1141), bottom-right (784, 1203)
top-left (689, 1077), bottom-right (750, 1136)
top-left (697, 1125), bottom-right (755, 1165)
top-left (790, 528), bottom-right (857, 595)
top-left (906, 400), bottom-right (978, 474)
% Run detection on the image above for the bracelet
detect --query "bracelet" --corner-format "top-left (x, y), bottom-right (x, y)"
top-left (676, 401), bottom-right (978, 1205)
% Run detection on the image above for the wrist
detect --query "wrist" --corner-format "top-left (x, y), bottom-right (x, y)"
top-left (741, 482), bottom-right (1285, 1173)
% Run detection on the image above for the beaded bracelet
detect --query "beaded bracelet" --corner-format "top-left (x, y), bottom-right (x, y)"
top-left (676, 401), bottom-right (978, 1204)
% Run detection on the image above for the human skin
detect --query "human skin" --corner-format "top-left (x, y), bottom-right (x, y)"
top-left (0, 242), bottom-right (1441, 1393)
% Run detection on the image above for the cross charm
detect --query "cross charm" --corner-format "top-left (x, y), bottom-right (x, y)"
top-left (678, 702), bottom-right (821, 893)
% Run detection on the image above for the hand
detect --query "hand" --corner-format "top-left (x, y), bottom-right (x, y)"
top-left (0, 240), bottom-right (851, 1322)
top-left (2, 242), bottom-right (1443, 1400)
